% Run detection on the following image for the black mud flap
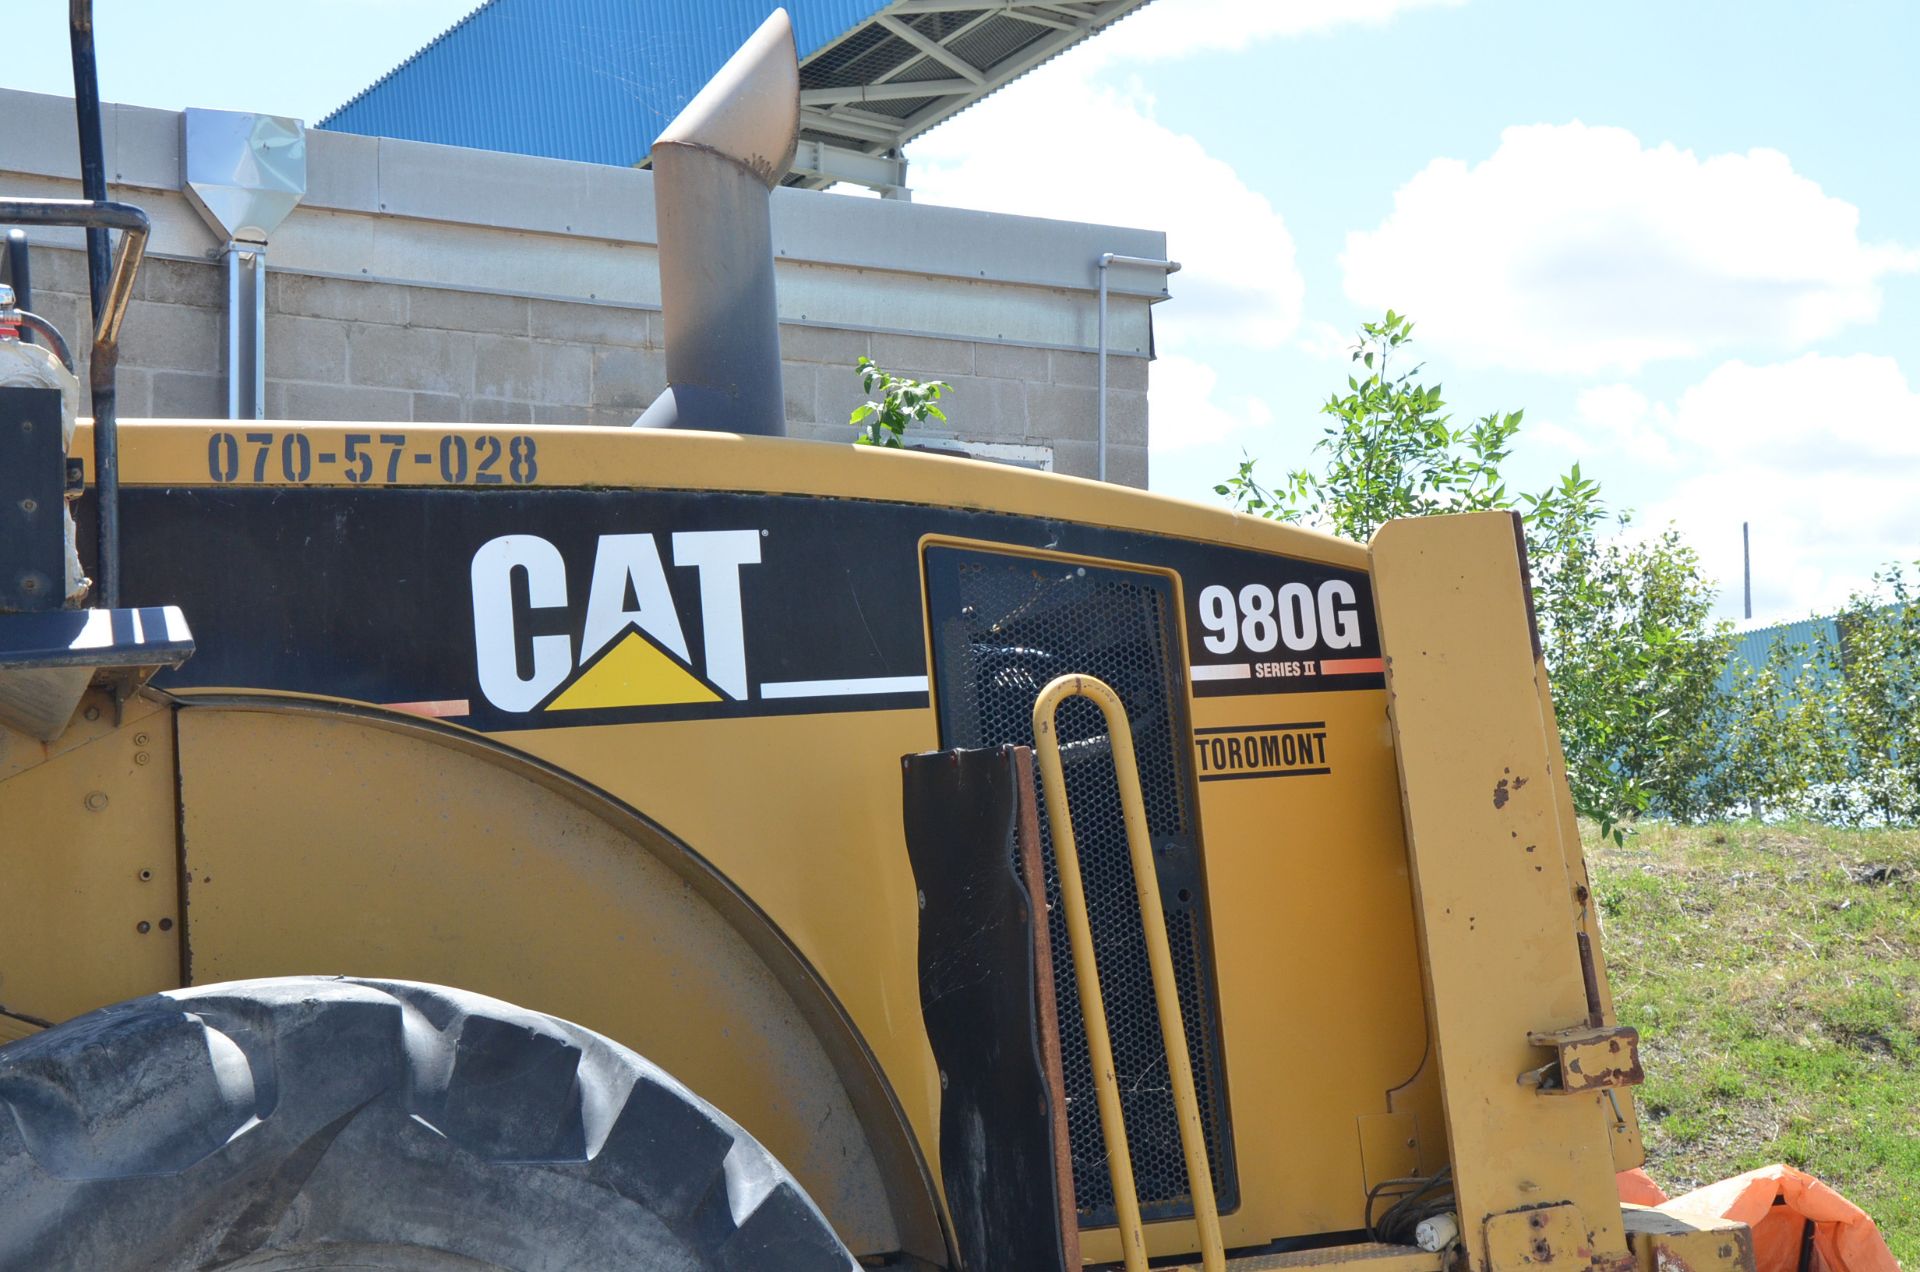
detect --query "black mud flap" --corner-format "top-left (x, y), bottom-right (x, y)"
top-left (901, 745), bottom-right (1075, 1272)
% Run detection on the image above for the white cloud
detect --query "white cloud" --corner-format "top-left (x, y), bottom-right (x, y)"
top-left (1585, 354), bottom-right (1920, 622)
top-left (1095, 0), bottom-right (1466, 62)
top-left (901, 0), bottom-right (1466, 482)
top-left (908, 44), bottom-right (1304, 354)
top-left (1561, 383), bottom-right (1676, 467)
top-left (1343, 123), bottom-right (1919, 375)
top-left (1295, 319), bottom-right (1352, 362)
top-left (1664, 354), bottom-right (1920, 471)
top-left (1148, 353), bottom-right (1275, 452)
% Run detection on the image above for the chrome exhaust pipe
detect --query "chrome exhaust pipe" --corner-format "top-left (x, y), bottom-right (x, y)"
top-left (635, 9), bottom-right (799, 437)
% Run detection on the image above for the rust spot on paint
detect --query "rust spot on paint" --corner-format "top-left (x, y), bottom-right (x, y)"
top-left (1494, 778), bottom-right (1511, 808)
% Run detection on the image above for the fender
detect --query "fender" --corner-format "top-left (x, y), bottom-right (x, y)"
top-left (1, 688), bottom-right (947, 1267)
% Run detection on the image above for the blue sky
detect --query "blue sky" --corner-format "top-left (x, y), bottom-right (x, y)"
top-left (11, 0), bottom-right (1917, 624)
top-left (910, 0), bottom-right (1920, 626)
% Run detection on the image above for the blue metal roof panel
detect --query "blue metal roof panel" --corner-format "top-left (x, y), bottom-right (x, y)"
top-left (322, 0), bottom-right (883, 166)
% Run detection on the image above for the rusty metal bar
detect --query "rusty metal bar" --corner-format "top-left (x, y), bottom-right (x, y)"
top-left (1031, 672), bottom-right (1226, 1272)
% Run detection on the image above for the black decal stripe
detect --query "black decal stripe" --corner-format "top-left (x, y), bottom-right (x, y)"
top-left (1192, 721), bottom-right (1325, 735)
top-left (1197, 767), bottom-right (1332, 782)
top-left (109, 485), bottom-right (1381, 730)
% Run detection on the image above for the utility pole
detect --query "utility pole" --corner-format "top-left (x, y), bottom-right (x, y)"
top-left (1742, 521), bottom-right (1752, 621)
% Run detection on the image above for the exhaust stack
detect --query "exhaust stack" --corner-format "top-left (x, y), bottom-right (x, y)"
top-left (636, 9), bottom-right (799, 437)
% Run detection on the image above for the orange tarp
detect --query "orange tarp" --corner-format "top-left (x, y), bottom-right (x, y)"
top-left (1618, 1165), bottom-right (1900, 1272)
top-left (1618, 1168), bottom-right (1669, 1207)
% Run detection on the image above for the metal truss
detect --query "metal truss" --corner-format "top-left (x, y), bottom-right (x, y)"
top-left (788, 0), bottom-right (1153, 194)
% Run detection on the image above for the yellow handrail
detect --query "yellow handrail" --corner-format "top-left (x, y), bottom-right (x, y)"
top-left (1031, 673), bottom-right (1227, 1272)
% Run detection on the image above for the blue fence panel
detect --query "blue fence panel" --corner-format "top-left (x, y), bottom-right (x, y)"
top-left (1717, 615), bottom-right (1839, 699)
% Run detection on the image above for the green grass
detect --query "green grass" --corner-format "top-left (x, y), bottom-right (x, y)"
top-left (1591, 821), bottom-right (1920, 1263)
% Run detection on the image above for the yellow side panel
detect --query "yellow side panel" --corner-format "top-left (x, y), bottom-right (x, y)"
top-left (1535, 669), bottom-right (1646, 1169)
top-left (0, 1015), bottom-right (40, 1044)
top-left (1371, 512), bottom-right (1627, 1272)
top-left (1357, 1113), bottom-right (1420, 1193)
top-left (0, 691), bottom-right (180, 1023)
top-left (173, 703), bottom-right (907, 1257)
top-left (531, 686), bottom-right (1441, 1262)
top-left (1175, 689), bottom-right (1436, 1249)
top-left (524, 708), bottom-right (944, 1168)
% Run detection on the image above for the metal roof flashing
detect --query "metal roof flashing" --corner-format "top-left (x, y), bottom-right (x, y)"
top-left (0, 86), bottom-right (1169, 330)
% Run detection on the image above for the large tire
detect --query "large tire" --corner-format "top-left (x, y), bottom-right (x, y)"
top-left (0, 977), bottom-right (858, 1271)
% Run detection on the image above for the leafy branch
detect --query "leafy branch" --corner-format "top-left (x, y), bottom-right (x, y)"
top-left (849, 356), bottom-right (949, 448)
top-left (1217, 310), bottom-right (1735, 844)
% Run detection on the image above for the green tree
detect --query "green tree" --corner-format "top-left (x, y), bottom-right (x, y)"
top-left (1537, 523), bottom-right (1737, 827)
top-left (1219, 311), bottom-right (1733, 842)
top-left (1820, 564), bottom-right (1920, 825)
top-left (1216, 312), bottom-right (1524, 538)
top-left (1720, 566), bottom-right (1920, 826)
top-left (1705, 631), bottom-right (1846, 821)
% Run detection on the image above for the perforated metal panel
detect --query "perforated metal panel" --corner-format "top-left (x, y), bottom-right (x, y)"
top-left (925, 545), bottom-right (1237, 1227)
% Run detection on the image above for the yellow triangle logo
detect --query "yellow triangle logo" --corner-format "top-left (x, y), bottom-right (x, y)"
top-left (545, 629), bottom-right (722, 711)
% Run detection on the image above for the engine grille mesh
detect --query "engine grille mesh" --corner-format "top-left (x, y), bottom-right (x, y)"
top-left (926, 546), bottom-right (1236, 1226)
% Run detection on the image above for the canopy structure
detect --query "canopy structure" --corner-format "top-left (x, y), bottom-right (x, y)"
top-left (321, 1), bottom-right (1154, 195)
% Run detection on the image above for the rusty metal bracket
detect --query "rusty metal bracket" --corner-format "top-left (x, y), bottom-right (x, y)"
top-left (1486, 1204), bottom-right (1591, 1272)
top-left (1623, 1205), bottom-right (1756, 1272)
top-left (1520, 1024), bottom-right (1645, 1095)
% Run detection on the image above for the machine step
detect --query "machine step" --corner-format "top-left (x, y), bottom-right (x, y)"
top-left (1156, 1240), bottom-right (1442, 1272)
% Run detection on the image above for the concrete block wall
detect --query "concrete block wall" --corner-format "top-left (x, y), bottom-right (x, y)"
top-left (786, 329), bottom-right (1149, 488)
top-left (24, 250), bottom-right (1149, 483)
top-left (2, 89), bottom-right (1166, 486)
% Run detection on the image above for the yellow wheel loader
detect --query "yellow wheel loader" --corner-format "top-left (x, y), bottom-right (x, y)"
top-left (0, 7), bottom-right (1761, 1271)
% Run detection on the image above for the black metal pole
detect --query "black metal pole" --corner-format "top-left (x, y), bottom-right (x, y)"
top-left (68, 0), bottom-right (119, 607)
top-left (3, 230), bottom-right (32, 342)
top-left (68, 1), bottom-right (110, 321)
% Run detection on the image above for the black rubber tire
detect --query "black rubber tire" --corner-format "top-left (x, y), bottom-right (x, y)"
top-left (0, 977), bottom-right (858, 1271)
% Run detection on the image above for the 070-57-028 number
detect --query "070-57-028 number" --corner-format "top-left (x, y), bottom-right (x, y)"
top-left (206, 430), bottom-right (539, 486)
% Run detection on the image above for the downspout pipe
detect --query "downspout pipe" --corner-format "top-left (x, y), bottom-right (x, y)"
top-left (636, 9), bottom-right (799, 436)
top-left (181, 107), bottom-right (306, 421)
top-left (1096, 252), bottom-right (1179, 482)
top-left (223, 245), bottom-right (267, 419)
